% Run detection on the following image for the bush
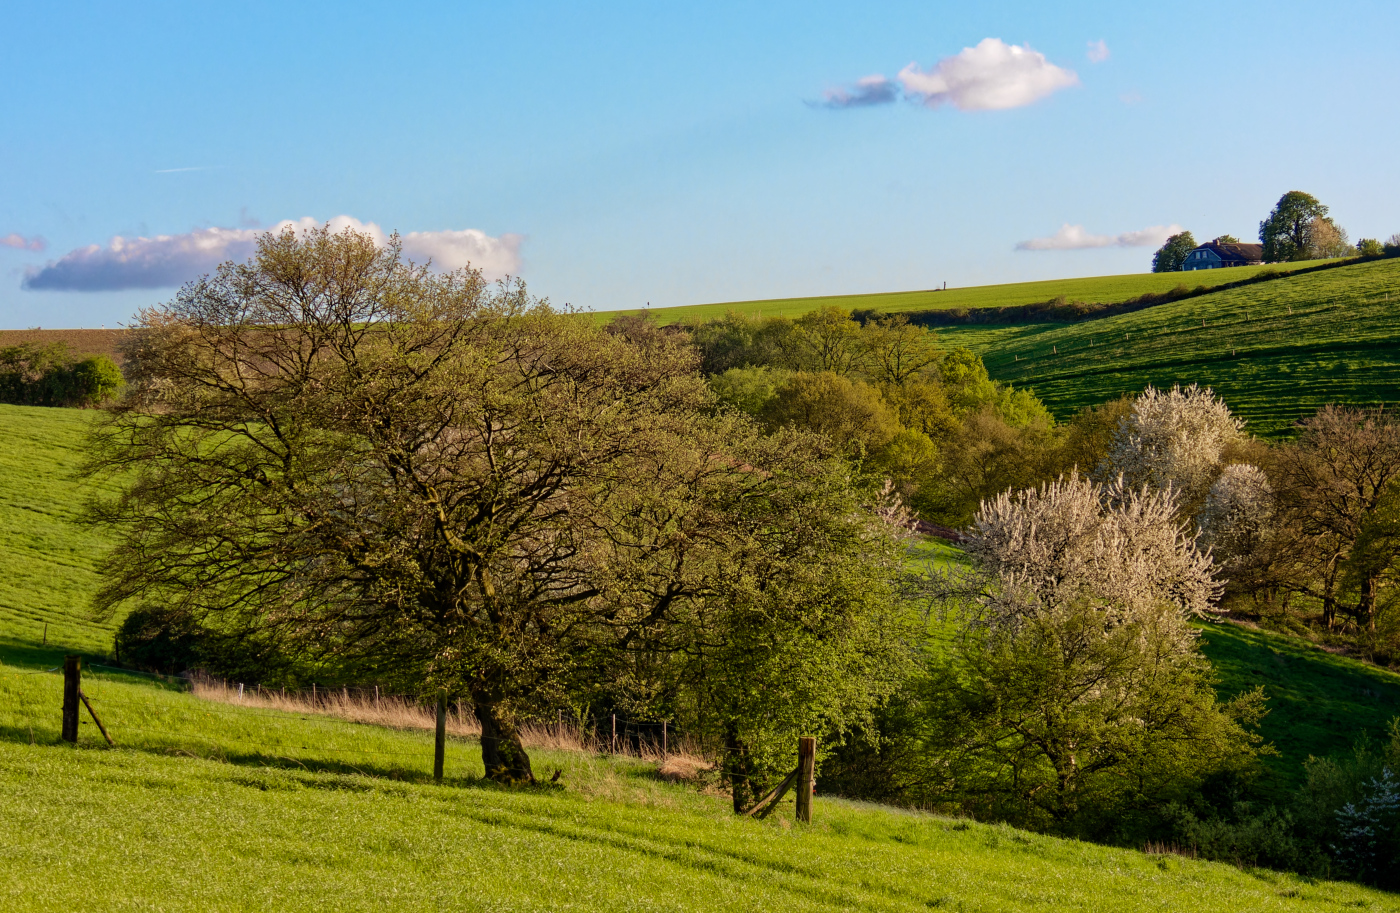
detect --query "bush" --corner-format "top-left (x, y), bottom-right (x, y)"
top-left (0, 343), bottom-right (123, 407)
top-left (115, 603), bottom-right (301, 683)
top-left (1357, 238), bottom-right (1386, 258)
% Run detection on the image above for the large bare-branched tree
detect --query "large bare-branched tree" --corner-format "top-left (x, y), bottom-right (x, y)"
top-left (88, 226), bottom-right (911, 784)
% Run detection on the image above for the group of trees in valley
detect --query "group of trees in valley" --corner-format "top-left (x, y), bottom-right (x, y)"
top-left (1151, 190), bottom-right (1399, 272)
top-left (91, 226), bottom-right (1400, 887)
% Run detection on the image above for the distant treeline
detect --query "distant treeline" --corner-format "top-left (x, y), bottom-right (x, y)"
top-left (0, 342), bottom-right (123, 407)
top-left (884, 254), bottom-right (1393, 327)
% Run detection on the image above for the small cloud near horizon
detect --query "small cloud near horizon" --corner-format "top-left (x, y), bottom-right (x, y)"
top-left (0, 233), bottom-right (47, 253)
top-left (1016, 223), bottom-right (1184, 251)
top-left (21, 216), bottom-right (523, 292)
top-left (1086, 40), bottom-right (1110, 63)
top-left (816, 38), bottom-right (1078, 113)
top-left (153, 166), bottom-right (212, 174)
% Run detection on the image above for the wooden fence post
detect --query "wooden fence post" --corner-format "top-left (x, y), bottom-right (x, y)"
top-left (611, 714), bottom-right (617, 754)
top-left (796, 737), bottom-right (816, 824)
top-left (662, 721), bottom-right (668, 758)
top-left (61, 656), bottom-right (80, 743)
top-left (434, 690), bottom-right (447, 783)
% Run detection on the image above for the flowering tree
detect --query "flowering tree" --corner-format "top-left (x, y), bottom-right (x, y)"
top-left (922, 472), bottom-right (1259, 832)
top-left (1101, 384), bottom-right (1245, 509)
top-left (1199, 463), bottom-right (1277, 590)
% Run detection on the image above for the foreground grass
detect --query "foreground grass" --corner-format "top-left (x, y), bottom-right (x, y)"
top-left (2, 660), bottom-right (1395, 912)
top-left (614, 264), bottom-right (1295, 326)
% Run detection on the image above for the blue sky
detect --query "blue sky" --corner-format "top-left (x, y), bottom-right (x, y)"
top-left (2, 0), bottom-right (1397, 328)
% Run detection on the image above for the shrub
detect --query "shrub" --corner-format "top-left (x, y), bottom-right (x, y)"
top-left (0, 343), bottom-right (123, 407)
top-left (1357, 238), bottom-right (1386, 258)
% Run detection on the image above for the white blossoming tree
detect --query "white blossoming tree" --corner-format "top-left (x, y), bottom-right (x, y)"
top-left (922, 472), bottom-right (1262, 833)
top-left (1102, 384), bottom-right (1245, 509)
top-left (1199, 463), bottom-right (1277, 591)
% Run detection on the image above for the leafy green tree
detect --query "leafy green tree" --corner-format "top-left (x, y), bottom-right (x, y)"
top-left (1356, 238), bottom-right (1385, 257)
top-left (793, 307), bottom-right (864, 375)
top-left (761, 371), bottom-right (901, 457)
top-left (1151, 231), bottom-right (1196, 273)
top-left (1260, 191), bottom-right (1329, 262)
top-left (1214, 234), bottom-right (1241, 244)
top-left (89, 226), bottom-right (911, 785)
top-left (858, 314), bottom-right (941, 386)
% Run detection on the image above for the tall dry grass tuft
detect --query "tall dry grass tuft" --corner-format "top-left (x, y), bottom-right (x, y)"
top-left (189, 679), bottom-right (710, 767)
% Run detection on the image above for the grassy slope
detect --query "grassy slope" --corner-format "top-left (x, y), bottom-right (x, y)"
top-left (978, 258), bottom-right (1400, 435)
top-left (0, 404), bottom-right (118, 654)
top-left (2, 662), bottom-right (1395, 912)
top-left (5, 405), bottom-right (1400, 908)
top-left (615, 264), bottom-right (1293, 325)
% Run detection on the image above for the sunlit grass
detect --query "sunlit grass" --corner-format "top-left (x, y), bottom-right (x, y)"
top-left (2, 660), bottom-right (1395, 912)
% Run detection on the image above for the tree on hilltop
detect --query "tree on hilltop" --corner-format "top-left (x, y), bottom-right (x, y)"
top-left (1151, 231), bottom-right (1196, 272)
top-left (1259, 191), bottom-right (1329, 262)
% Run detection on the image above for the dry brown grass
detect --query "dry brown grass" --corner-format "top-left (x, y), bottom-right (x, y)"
top-left (0, 328), bottom-right (128, 363)
top-left (190, 678), bottom-right (712, 772)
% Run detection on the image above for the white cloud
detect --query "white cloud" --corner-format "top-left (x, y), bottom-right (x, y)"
top-left (1, 233), bottom-right (46, 253)
top-left (1086, 40), bottom-right (1110, 63)
top-left (21, 216), bottom-right (523, 292)
top-left (1016, 223), bottom-right (1184, 251)
top-left (897, 38), bottom-right (1078, 111)
top-left (817, 74), bottom-right (898, 109)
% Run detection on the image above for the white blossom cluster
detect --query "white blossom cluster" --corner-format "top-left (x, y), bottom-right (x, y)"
top-left (1198, 463), bottom-right (1276, 562)
top-left (1332, 768), bottom-right (1400, 879)
top-left (961, 472), bottom-right (1223, 638)
top-left (1102, 384), bottom-right (1245, 505)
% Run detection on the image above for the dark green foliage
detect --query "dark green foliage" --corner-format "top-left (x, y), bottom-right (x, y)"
top-left (1260, 191), bottom-right (1329, 263)
top-left (1152, 231), bottom-right (1197, 273)
top-left (114, 602), bottom-right (301, 683)
top-left (1356, 238), bottom-right (1385, 258)
top-left (0, 343), bottom-right (123, 407)
top-left (1295, 722), bottom-right (1400, 886)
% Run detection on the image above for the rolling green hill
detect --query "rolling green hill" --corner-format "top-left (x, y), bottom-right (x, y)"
top-left (979, 258), bottom-right (1400, 435)
top-left (5, 404), bottom-right (1400, 908)
top-left (616, 263), bottom-right (1298, 326)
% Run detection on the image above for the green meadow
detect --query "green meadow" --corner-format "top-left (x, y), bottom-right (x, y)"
top-left (614, 262), bottom-right (1299, 326)
top-left (3, 658), bottom-right (1397, 911)
top-left (3, 389), bottom-right (1400, 908)
top-left (979, 258), bottom-right (1400, 435)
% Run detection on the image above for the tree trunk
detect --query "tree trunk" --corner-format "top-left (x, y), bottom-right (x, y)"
top-left (474, 701), bottom-right (535, 784)
top-left (1358, 575), bottom-right (1380, 632)
top-left (724, 723), bottom-right (755, 813)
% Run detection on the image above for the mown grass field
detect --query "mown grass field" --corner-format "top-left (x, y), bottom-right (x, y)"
top-left (2, 659), bottom-right (1397, 912)
top-left (615, 263), bottom-right (1298, 326)
top-left (979, 258), bottom-right (1400, 436)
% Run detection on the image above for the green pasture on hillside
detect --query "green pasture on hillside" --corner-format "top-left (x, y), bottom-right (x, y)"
top-left (977, 258), bottom-right (1400, 435)
top-left (0, 404), bottom-right (118, 654)
top-left (614, 263), bottom-right (1297, 326)
top-left (2, 659), bottom-right (1396, 912)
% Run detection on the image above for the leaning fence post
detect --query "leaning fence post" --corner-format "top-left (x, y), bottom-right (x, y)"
top-left (795, 737), bottom-right (816, 824)
top-left (611, 714), bottom-right (617, 754)
top-left (61, 656), bottom-right (81, 743)
top-left (434, 690), bottom-right (447, 783)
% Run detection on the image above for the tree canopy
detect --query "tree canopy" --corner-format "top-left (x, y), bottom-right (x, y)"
top-left (89, 226), bottom-right (912, 787)
top-left (1259, 191), bottom-right (1329, 262)
top-left (1151, 231), bottom-right (1196, 273)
